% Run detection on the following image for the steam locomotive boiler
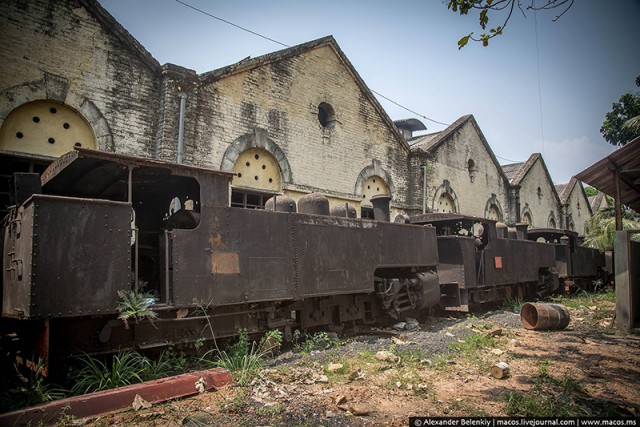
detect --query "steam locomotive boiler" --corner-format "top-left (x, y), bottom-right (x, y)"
top-left (1, 148), bottom-right (441, 374)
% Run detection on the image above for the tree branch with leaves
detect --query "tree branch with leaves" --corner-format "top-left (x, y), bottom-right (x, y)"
top-left (447, 0), bottom-right (574, 48)
top-left (601, 75), bottom-right (640, 147)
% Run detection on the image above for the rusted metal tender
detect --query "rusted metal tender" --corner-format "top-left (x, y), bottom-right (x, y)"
top-left (2, 149), bottom-right (440, 373)
top-left (410, 214), bottom-right (558, 311)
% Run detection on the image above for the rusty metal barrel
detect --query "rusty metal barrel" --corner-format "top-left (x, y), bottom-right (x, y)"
top-left (298, 193), bottom-right (330, 216)
top-left (265, 195), bottom-right (297, 213)
top-left (520, 303), bottom-right (570, 330)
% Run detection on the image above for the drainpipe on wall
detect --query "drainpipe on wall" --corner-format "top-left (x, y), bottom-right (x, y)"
top-left (171, 93), bottom-right (187, 216)
top-left (177, 93), bottom-right (186, 164)
top-left (422, 164), bottom-right (427, 214)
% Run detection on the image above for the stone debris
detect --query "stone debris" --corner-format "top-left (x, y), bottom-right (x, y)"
top-left (405, 317), bottom-right (420, 331)
top-left (375, 350), bottom-right (400, 363)
top-left (348, 404), bottom-right (371, 416)
top-left (327, 363), bottom-right (343, 372)
top-left (316, 375), bottom-right (329, 383)
top-left (393, 322), bottom-right (407, 331)
top-left (348, 369), bottom-right (366, 381)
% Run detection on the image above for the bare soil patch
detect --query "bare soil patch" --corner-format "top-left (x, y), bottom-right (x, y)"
top-left (76, 297), bottom-right (640, 426)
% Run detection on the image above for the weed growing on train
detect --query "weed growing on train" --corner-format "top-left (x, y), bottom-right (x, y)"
top-left (116, 289), bottom-right (158, 328)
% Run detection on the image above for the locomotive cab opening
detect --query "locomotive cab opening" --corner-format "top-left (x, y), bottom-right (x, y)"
top-left (130, 167), bottom-right (201, 304)
top-left (37, 150), bottom-right (203, 305)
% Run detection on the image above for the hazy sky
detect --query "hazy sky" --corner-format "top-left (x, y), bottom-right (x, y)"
top-left (99, 0), bottom-right (640, 184)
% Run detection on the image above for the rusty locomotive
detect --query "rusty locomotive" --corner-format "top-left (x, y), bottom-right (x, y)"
top-left (408, 214), bottom-right (559, 311)
top-left (1, 149), bottom-right (605, 374)
top-left (526, 228), bottom-right (610, 291)
top-left (1, 149), bottom-right (440, 373)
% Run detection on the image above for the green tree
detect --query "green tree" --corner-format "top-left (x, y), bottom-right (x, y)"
top-left (583, 207), bottom-right (640, 252)
top-left (600, 76), bottom-right (640, 147)
top-left (446, 0), bottom-right (574, 48)
top-left (584, 186), bottom-right (598, 198)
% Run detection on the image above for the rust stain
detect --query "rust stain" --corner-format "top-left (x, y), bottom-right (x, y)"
top-left (212, 251), bottom-right (240, 275)
top-left (209, 234), bottom-right (227, 250)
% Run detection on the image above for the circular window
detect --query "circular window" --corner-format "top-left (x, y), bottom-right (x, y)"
top-left (317, 102), bottom-right (335, 128)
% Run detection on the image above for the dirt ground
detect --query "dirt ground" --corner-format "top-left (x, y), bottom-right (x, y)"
top-left (75, 297), bottom-right (640, 427)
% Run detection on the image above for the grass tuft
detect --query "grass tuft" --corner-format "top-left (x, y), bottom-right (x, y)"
top-left (201, 329), bottom-right (282, 387)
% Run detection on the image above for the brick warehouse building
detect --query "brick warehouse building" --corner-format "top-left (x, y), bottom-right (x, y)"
top-left (0, 0), bottom-right (592, 232)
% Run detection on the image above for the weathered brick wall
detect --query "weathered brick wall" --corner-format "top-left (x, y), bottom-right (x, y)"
top-left (165, 43), bottom-right (413, 212)
top-left (421, 120), bottom-right (510, 220)
top-left (518, 160), bottom-right (561, 229)
top-left (0, 0), bottom-right (160, 157)
top-left (565, 185), bottom-right (591, 234)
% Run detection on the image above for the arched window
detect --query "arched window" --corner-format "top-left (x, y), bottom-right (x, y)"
top-left (486, 204), bottom-right (501, 221)
top-left (360, 175), bottom-right (390, 218)
top-left (231, 148), bottom-right (282, 209)
top-left (0, 100), bottom-right (95, 157)
top-left (317, 102), bottom-right (336, 128)
top-left (467, 159), bottom-right (477, 182)
top-left (547, 211), bottom-right (557, 229)
top-left (437, 193), bottom-right (457, 213)
top-left (523, 212), bottom-right (533, 225)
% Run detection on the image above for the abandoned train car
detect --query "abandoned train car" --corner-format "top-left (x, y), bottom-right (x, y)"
top-left (1, 148), bottom-right (441, 374)
top-left (526, 228), bottom-right (608, 290)
top-left (409, 213), bottom-right (559, 311)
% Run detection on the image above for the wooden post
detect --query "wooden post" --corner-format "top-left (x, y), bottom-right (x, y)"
top-left (614, 167), bottom-right (623, 230)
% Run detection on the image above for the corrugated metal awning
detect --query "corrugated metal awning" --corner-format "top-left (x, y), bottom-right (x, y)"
top-left (575, 136), bottom-right (640, 213)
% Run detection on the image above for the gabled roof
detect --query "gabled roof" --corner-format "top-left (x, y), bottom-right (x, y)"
top-left (504, 153), bottom-right (545, 186)
top-left (409, 114), bottom-right (510, 184)
top-left (501, 162), bottom-right (524, 182)
top-left (506, 153), bottom-right (562, 206)
top-left (80, 0), bottom-right (160, 72)
top-left (555, 183), bottom-right (568, 200)
top-left (394, 118), bottom-right (427, 132)
top-left (409, 115), bottom-right (471, 152)
top-left (556, 177), bottom-right (593, 215)
top-left (200, 36), bottom-right (410, 152)
top-left (588, 192), bottom-right (607, 211)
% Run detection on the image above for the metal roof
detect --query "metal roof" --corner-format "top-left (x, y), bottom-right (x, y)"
top-left (575, 136), bottom-right (640, 213)
top-left (393, 118), bottom-right (427, 132)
